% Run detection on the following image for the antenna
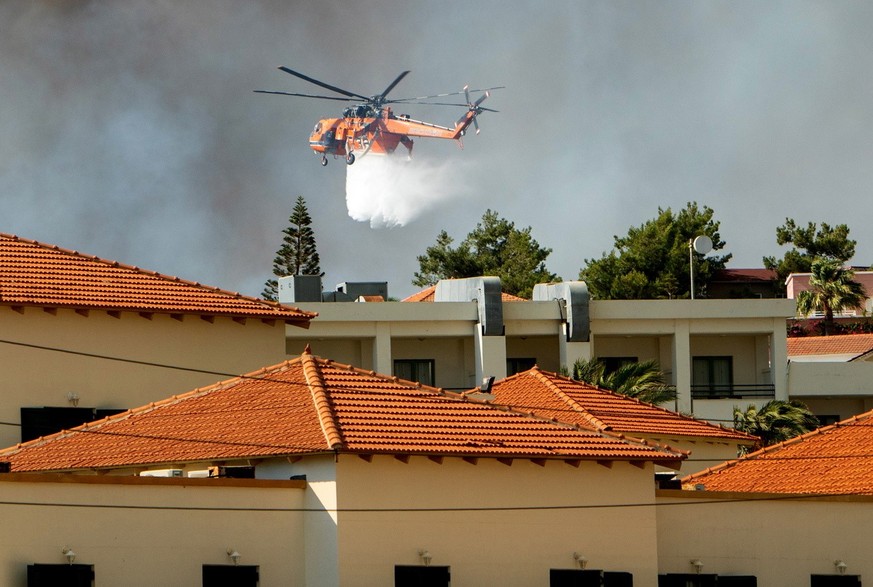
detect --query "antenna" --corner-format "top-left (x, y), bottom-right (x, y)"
top-left (689, 236), bottom-right (713, 300)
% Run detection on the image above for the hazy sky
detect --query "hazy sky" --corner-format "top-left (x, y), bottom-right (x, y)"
top-left (4, 1), bottom-right (873, 300)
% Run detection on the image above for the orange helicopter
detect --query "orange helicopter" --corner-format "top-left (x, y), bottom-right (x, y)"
top-left (255, 67), bottom-right (502, 166)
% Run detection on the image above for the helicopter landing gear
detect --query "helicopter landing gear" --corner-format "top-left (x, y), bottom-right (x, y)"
top-left (345, 153), bottom-right (355, 165)
top-left (321, 156), bottom-right (328, 166)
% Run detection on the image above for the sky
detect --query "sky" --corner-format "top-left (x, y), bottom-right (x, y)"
top-left (3, 1), bottom-right (873, 300)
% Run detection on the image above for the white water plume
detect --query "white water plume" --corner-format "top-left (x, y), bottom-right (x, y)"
top-left (345, 154), bottom-right (473, 228)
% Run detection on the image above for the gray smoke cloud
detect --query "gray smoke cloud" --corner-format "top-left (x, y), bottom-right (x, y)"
top-left (3, 1), bottom-right (873, 300)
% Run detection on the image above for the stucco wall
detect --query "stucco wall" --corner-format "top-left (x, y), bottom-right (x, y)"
top-left (335, 455), bottom-right (661, 587)
top-left (657, 490), bottom-right (873, 582)
top-left (0, 307), bottom-right (289, 447)
top-left (0, 475), bottom-right (304, 587)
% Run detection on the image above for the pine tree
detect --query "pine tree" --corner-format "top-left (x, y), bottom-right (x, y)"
top-left (262, 196), bottom-right (322, 301)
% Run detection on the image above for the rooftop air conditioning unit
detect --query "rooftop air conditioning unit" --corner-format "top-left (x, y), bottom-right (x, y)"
top-left (140, 468), bottom-right (183, 477)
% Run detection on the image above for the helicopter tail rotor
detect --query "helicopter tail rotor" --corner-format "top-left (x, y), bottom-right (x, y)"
top-left (457, 86), bottom-right (491, 135)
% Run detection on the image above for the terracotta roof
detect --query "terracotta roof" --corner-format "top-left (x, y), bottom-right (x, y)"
top-left (489, 368), bottom-right (756, 442)
top-left (682, 409), bottom-right (873, 495)
top-left (402, 285), bottom-right (526, 302)
top-left (787, 334), bottom-right (873, 360)
top-left (0, 350), bottom-right (685, 472)
top-left (0, 233), bottom-right (315, 324)
top-left (711, 268), bottom-right (777, 283)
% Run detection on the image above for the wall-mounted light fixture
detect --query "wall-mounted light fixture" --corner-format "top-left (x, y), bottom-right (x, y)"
top-left (573, 552), bottom-right (588, 569)
top-left (835, 560), bottom-right (848, 575)
top-left (690, 559), bottom-right (704, 574)
top-left (226, 548), bottom-right (241, 566)
top-left (66, 392), bottom-right (80, 407)
top-left (418, 550), bottom-right (432, 566)
top-left (62, 547), bottom-right (76, 565)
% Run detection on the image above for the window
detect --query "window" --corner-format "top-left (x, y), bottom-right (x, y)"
top-left (20, 407), bottom-right (125, 443)
top-left (507, 357), bottom-right (536, 375)
top-left (27, 564), bottom-right (94, 587)
top-left (395, 565), bottom-right (450, 586)
top-left (691, 356), bottom-right (733, 397)
top-left (811, 576), bottom-right (862, 586)
top-left (550, 569), bottom-right (633, 586)
top-left (658, 575), bottom-right (718, 587)
top-left (599, 356), bottom-right (638, 375)
top-left (394, 359), bottom-right (435, 387)
top-left (202, 565), bottom-right (259, 586)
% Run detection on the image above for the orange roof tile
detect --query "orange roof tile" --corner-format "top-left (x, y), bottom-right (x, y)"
top-left (682, 409), bottom-right (873, 495)
top-left (0, 350), bottom-right (685, 472)
top-left (0, 233), bottom-right (314, 324)
top-left (489, 368), bottom-right (756, 442)
top-left (787, 334), bottom-right (873, 359)
top-left (402, 285), bottom-right (526, 303)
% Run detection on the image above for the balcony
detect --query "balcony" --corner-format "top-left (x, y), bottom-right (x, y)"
top-left (691, 383), bottom-right (775, 400)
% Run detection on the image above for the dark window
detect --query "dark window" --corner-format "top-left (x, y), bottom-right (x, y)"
top-left (599, 357), bottom-right (638, 375)
top-left (691, 356), bottom-right (733, 397)
top-left (395, 565), bottom-right (450, 587)
top-left (28, 564), bottom-right (94, 587)
top-left (394, 359), bottom-right (435, 387)
top-left (718, 577), bottom-right (757, 586)
top-left (658, 575), bottom-right (718, 587)
top-left (550, 569), bottom-right (604, 586)
top-left (811, 576), bottom-right (862, 587)
top-left (604, 571), bottom-right (634, 586)
top-left (507, 357), bottom-right (536, 375)
top-left (817, 415), bottom-right (841, 427)
top-left (203, 565), bottom-right (259, 587)
top-left (20, 407), bottom-right (125, 443)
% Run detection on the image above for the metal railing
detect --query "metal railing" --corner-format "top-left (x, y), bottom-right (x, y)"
top-left (690, 383), bottom-right (775, 400)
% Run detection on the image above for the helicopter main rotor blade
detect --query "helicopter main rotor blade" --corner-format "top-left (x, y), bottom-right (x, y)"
top-left (378, 71), bottom-right (410, 100)
top-left (390, 86), bottom-right (505, 103)
top-left (253, 90), bottom-right (357, 102)
top-left (278, 66), bottom-right (369, 101)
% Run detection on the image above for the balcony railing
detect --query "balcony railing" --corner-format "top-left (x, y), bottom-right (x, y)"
top-left (691, 383), bottom-right (775, 400)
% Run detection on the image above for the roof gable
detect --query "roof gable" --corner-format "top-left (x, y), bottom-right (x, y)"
top-left (489, 367), bottom-right (756, 442)
top-left (682, 409), bottom-right (873, 495)
top-left (0, 350), bottom-right (686, 472)
top-left (0, 233), bottom-right (314, 324)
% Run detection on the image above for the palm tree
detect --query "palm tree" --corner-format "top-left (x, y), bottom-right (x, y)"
top-left (733, 400), bottom-right (820, 453)
top-left (571, 358), bottom-right (677, 405)
top-left (795, 259), bottom-right (867, 335)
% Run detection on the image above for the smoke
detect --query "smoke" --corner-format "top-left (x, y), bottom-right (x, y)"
top-left (344, 155), bottom-right (473, 229)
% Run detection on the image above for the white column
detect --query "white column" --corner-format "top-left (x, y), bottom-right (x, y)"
top-left (373, 322), bottom-right (392, 376)
top-left (673, 320), bottom-right (692, 414)
top-left (474, 325), bottom-right (507, 385)
top-left (771, 317), bottom-right (789, 401)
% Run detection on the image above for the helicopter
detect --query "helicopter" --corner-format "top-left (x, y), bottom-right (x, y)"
top-left (255, 66), bottom-right (502, 166)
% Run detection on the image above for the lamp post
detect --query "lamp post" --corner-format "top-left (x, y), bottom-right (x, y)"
top-left (689, 236), bottom-right (713, 299)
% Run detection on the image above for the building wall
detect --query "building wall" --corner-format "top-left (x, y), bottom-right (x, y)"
top-left (657, 490), bottom-right (873, 583)
top-left (0, 307), bottom-right (289, 447)
top-left (0, 475), bottom-right (304, 587)
top-left (334, 455), bottom-right (661, 587)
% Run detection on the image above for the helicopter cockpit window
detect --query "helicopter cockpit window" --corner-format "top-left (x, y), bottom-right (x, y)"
top-left (313, 123), bottom-right (322, 133)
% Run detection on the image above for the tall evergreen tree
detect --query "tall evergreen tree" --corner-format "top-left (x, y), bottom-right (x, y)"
top-left (413, 209), bottom-right (558, 298)
top-left (579, 202), bottom-right (730, 300)
top-left (262, 196), bottom-right (322, 301)
top-left (763, 218), bottom-right (856, 285)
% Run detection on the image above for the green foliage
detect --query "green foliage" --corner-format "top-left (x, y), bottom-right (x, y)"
top-left (579, 202), bottom-right (731, 299)
top-left (733, 400), bottom-right (820, 452)
top-left (262, 196), bottom-right (323, 301)
top-left (570, 358), bottom-right (677, 405)
top-left (412, 209), bottom-right (558, 298)
top-left (763, 218), bottom-right (857, 284)
top-left (795, 259), bottom-right (867, 334)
